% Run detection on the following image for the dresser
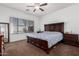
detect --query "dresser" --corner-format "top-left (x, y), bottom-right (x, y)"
top-left (64, 34), bottom-right (79, 47)
top-left (0, 35), bottom-right (4, 56)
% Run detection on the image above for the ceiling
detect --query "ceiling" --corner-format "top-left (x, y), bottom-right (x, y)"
top-left (0, 3), bottom-right (75, 16)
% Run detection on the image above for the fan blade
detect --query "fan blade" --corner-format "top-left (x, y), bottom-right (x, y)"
top-left (39, 8), bottom-right (44, 11)
top-left (40, 3), bottom-right (47, 6)
top-left (33, 9), bottom-right (36, 12)
top-left (27, 6), bottom-right (34, 7)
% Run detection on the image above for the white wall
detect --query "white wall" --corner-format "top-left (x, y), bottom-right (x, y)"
top-left (40, 4), bottom-right (79, 34)
top-left (1, 3), bottom-right (79, 42)
top-left (0, 4), bottom-right (39, 42)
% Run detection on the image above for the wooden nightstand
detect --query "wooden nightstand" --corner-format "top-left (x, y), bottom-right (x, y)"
top-left (63, 34), bottom-right (79, 47)
top-left (37, 31), bottom-right (43, 33)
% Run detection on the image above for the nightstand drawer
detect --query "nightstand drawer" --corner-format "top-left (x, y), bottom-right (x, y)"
top-left (64, 41), bottom-right (79, 47)
top-left (64, 34), bottom-right (78, 42)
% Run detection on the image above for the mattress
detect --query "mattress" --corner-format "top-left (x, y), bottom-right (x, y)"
top-left (27, 31), bottom-right (63, 48)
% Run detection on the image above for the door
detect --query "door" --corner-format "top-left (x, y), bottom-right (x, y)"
top-left (0, 23), bottom-right (9, 43)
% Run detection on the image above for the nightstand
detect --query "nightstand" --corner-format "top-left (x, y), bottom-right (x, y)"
top-left (64, 34), bottom-right (79, 47)
top-left (37, 31), bottom-right (43, 33)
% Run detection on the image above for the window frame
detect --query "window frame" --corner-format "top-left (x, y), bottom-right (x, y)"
top-left (10, 17), bottom-right (34, 34)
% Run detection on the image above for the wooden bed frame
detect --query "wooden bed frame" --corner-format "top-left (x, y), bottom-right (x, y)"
top-left (27, 22), bottom-right (64, 54)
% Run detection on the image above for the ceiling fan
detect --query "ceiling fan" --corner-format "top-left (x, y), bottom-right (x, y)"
top-left (27, 3), bottom-right (48, 12)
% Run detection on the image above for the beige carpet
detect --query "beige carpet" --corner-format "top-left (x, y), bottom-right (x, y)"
top-left (3, 40), bottom-right (79, 56)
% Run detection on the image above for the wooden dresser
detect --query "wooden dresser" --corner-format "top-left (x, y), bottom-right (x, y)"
top-left (64, 34), bottom-right (79, 47)
top-left (0, 35), bottom-right (4, 56)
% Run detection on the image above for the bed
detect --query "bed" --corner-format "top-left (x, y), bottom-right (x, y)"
top-left (27, 22), bottom-right (64, 54)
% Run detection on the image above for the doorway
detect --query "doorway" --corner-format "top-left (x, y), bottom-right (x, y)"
top-left (0, 23), bottom-right (10, 43)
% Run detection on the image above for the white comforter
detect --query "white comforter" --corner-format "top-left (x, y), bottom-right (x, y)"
top-left (27, 31), bottom-right (63, 48)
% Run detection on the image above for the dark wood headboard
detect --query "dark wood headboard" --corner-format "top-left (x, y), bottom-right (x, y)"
top-left (44, 22), bottom-right (64, 33)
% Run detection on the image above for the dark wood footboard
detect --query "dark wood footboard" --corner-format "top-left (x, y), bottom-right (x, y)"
top-left (27, 36), bottom-right (50, 54)
top-left (27, 36), bottom-right (63, 54)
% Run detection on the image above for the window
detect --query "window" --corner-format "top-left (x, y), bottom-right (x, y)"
top-left (18, 19), bottom-right (26, 33)
top-left (10, 17), bottom-right (34, 34)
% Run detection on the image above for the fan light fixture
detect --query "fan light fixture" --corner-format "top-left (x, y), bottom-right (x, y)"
top-left (26, 3), bottom-right (47, 12)
top-left (34, 6), bottom-right (39, 9)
